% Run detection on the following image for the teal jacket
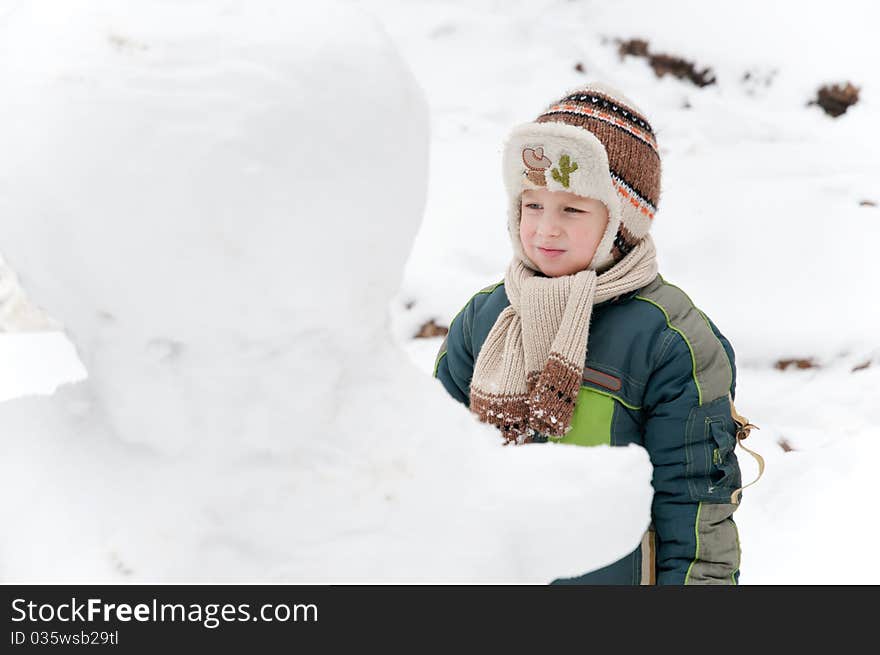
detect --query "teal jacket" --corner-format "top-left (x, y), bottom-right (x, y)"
top-left (433, 273), bottom-right (743, 585)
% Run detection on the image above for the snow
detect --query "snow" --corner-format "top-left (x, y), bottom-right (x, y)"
top-left (0, 333), bottom-right (84, 402)
top-left (0, 0), bottom-right (651, 583)
top-left (3, 0), bottom-right (879, 584)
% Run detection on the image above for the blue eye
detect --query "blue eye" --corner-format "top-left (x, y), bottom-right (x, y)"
top-left (565, 207), bottom-right (585, 213)
top-left (524, 203), bottom-right (541, 209)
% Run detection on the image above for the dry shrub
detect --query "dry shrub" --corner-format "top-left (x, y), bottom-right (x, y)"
top-left (810, 82), bottom-right (860, 117)
top-left (615, 37), bottom-right (716, 87)
top-left (414, 319), bottom-right (448, 339)
top-left (617, 38), bottom-right (649, 58)
top-left (852, 360), bottom-right (872, 372)
top-left (648, 54), bottom-right (715, 87)
top-left (774, 358), bottom-right (819, 371)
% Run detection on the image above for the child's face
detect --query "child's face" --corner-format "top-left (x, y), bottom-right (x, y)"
top-left (519, 187), bottom-right (609, 277)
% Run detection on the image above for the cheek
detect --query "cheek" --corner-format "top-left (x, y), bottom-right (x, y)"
top-left (591, 215), bottom-right (609, 240)
top-left (519, 217), bottom-right (532, 243)
top-left (576, 220), bottom-right (607, 250)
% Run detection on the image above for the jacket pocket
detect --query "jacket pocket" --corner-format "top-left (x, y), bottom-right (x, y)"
top-left (558, 386), bottom-right (615, 447)
top-left (706, 417), bottom-right (741, 493)
top-left (685, 396), bottom-right (743, 502)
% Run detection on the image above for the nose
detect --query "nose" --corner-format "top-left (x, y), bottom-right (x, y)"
top-left (535, 213), bottom-right (561, 238)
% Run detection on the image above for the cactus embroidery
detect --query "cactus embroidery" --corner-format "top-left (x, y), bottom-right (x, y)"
top-left (550, 154), bottom-right (578, 188)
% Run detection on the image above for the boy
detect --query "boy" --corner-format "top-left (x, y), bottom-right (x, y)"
top-left (434, 82), bottom-right (745, 585)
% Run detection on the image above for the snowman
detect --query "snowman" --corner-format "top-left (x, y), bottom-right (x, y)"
top-left (0, 0), bottom-right (651, 583)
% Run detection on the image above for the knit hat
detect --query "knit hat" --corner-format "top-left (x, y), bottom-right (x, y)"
top-left (502, 82), bottom-right (661, 273)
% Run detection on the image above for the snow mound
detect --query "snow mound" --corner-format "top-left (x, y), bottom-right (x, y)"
top-left (0, 0), bottom-right (652, 583)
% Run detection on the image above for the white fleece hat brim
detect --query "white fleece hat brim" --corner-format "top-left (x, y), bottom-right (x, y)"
top-left (502, 121), bottom-right (622, 273)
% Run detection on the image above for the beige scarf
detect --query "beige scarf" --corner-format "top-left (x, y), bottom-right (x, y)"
top-left (470, 235), bottom-right (659, 444)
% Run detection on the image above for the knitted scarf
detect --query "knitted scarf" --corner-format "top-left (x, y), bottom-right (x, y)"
top-left (469, 235), bottom-right (659, 444)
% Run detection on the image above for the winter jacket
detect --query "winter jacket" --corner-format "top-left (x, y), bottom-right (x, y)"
top-left (433, 273), bottom-right (743, 585)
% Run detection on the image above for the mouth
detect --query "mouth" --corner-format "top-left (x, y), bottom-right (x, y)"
top-left (536, 246), bottom-right (566, 258)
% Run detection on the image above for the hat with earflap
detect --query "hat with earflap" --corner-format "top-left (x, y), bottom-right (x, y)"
top-left (502, 82), bottom-right (662, 273)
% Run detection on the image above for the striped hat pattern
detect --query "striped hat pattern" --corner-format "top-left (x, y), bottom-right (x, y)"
top-left (502, 82), bottom-right (661, 273)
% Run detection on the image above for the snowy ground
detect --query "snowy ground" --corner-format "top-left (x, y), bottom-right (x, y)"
top-left (1, 0), bottom-right (878, 583)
